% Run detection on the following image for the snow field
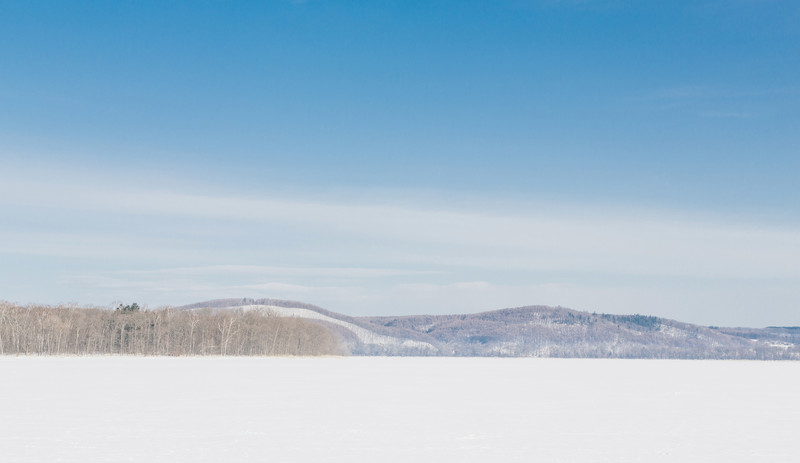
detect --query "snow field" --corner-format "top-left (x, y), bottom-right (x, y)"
top-left (1, 357), bottom-right (798, 462)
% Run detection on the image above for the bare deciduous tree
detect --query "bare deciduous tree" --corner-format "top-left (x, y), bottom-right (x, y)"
top-left (0, 302), bottom-right (342, 356)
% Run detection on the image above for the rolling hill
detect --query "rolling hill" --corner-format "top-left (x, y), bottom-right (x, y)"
top-left (176, 298), bottom-right (800, 359)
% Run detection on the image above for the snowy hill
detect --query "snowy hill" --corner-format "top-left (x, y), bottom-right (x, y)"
top-left (176, 298), bottom-right (436, 355)
top-left (176, 299), bottom-right (800, 359)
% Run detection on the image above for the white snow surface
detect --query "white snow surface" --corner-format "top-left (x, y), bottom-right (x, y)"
top-left (2, 357), bottom-right (799, 462)
top-left (236, 304), bottom-right (435, 350)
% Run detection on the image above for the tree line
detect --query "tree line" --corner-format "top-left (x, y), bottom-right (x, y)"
top-left (0, 302), bottom-right (342, 356)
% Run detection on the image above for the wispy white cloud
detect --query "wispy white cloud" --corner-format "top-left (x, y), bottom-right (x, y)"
top-left (112, 265), bottom-right (441, 279)
top-left (452, 281), bottom-right (493, 291)
top-left (3, 173), bottom-right (800, 324)
top-left (645, 85), bottom-right (796, 118)
top-left (3, 178), bottom-right (800, 281)
top-left (698, 111), bottom-right (754, 119)
top-left (649, 84), bottom-right (799, 101)
top-left (239, 282), bottom-right (316, 293)
top-left (394, 281), bottom-right (493, 293)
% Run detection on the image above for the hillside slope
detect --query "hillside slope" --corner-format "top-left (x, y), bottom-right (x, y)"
top-left (177, 299), bottom-right (800, 359)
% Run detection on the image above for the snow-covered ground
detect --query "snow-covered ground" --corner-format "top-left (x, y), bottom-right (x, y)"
top-left (1, 357), bottom-right (798, 462)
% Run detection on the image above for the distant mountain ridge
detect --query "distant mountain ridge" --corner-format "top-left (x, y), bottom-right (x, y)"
top-left (176, 298), bottom-right (800, 359)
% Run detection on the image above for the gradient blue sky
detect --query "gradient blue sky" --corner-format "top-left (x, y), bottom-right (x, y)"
top-left (1, 1), bottom-right (798, 326)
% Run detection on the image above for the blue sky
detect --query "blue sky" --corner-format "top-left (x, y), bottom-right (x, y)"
top-left (1, 1), bottom-right (798, 326)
